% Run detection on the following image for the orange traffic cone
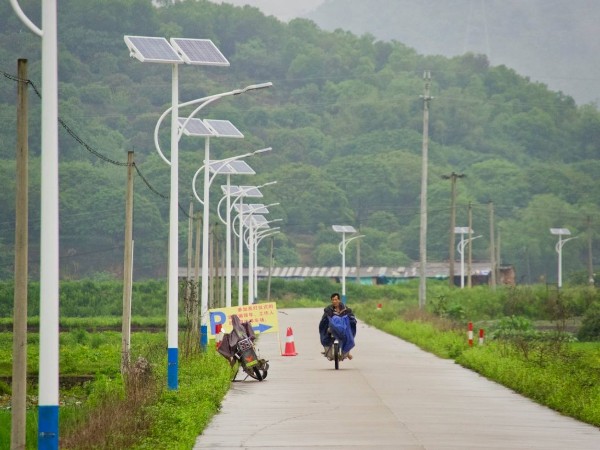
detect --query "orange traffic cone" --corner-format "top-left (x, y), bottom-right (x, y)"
top-left (281, 327), bottom-right (298, 356)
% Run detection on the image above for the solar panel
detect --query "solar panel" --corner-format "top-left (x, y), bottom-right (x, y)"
top-left (248, 204), bottom-right (270, 214)
top-left (237, 186), bottom-right (263, 197)
top-left (209, 159), bottom-right (255, 175)
top-left (223, 185), bottom-right (263, 198)
top-left (454, 227), bottom-right (472, 234)
top-left (208, 161), bottom-right (233, 174)
top-left (124, 36), bottom-right (182, 64)
top-left (227, 160), bottom-right (255, 175)
top-left (170, 38), bottom-right (230, 66)
top-left (178, 118), bottom-right (214, 137)
top-left (221, 185), bottom-right (238, 195)
top-left (332, 225), bottom-right (357, 233)
top-left (204, 119), bottom-right (244, 138)
top-left (550, 228), bottom-right (571, 235)
top-left (246, 215), bottom-right (269, 227)
top-left (234, 204), bottom-right (268, 214)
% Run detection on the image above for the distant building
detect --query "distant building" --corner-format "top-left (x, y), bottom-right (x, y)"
top-left (180, 262), bottom-right (516, 286)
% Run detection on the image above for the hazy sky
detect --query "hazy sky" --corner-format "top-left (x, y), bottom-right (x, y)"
top-left (208, 0), bottom-right (324, 21)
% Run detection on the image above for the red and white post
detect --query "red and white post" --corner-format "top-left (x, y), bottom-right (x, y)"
top-left (468, 322), bottom-right (474, 346)
top-left (478, 328), bottom-right (484, 346)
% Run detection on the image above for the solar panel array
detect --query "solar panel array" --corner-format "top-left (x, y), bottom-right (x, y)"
top-left (204, 119), bottom-right (244, 138)
top-left (124, 36), bottom-right (182, 64)
top-left (332, 225), bottom-right (357, 233)
top-left (170, 38), bottom-right (230, 66)
top-left (178, 118), bottom-right (214, 137)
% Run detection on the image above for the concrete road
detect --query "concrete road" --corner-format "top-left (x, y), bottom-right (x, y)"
top-left (194, 308), bottom-right (600, 449)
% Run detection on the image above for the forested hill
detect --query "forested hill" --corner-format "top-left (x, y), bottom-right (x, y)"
top-left (307, 0), bottom-right (600, 106)
top-left (0, 0), bottom-right (599, 284)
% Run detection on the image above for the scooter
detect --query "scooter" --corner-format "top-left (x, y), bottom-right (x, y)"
top-left (217, 314), bottom-right (269, 381)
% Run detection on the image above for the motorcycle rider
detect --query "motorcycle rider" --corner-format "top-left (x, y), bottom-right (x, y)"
top-left (318, 292), bottom-right (357, 359)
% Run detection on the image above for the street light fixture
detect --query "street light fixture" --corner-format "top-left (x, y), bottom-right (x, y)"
top-left (11, 1), bottom-right (60, 445)
top-left (332, 225), bottom-right (365, 303)
top-left (124, 34), bottom-right (232, 390)
top-left (227, 182), bottom-right (277, 306)
top-left (455, 227), bottom-right (481, 288)
top-left (241, 211), bottom-right (281, 303)
top-left (550, 228), bottom-right (578, 288)
top-left (212, 150), bottom-right (271, 307)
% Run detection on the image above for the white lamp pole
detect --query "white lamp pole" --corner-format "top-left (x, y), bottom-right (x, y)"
top-left (228, 182), bottom-right (277, 305)
top-left (332, 225), bottom-right (364, 304)
top-left (551, 228), bottom-right (578, 288)
top-left (11, 0), bottom-right (60, 445)
top-left (254, 226), bottom-right (281, 302)
top-left (177, 85), bottom-right (271, 347)
top-left (455, 227), bottom-right (481, 288)
top-left (244, 217), bottom-right (281, 303)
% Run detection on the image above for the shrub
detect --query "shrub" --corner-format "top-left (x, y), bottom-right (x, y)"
top-left (577, 303), bottom-right (600, 341)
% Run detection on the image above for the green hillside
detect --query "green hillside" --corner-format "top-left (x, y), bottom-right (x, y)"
top-left (0, 0), bottom-right (599, 284)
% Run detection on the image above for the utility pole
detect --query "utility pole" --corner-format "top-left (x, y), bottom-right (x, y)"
top-left (266, 236), bottom-right (274, 302)
top-left (193, 213), bottom-right (201, 345)
top-left (356, 232), bottom-right (361, 283)
top-left (12, 57), bottom-right (28, 450)
top-left (587, 216), bottom-right (594, 286)
top-left (467, 202), bottom-right (473, 288)
top-left (496, 228), bottom-right (501, 284)
top-left (121, 151), bottom-right (134, 374)
top-left (186, 200), bottom-right (194, 304)
top-left (489, 201), bottom-right (496, 288)
top-left (419, 71), bottom-right (432, 309)
top-left (442, 172), bottom-right (465, 287)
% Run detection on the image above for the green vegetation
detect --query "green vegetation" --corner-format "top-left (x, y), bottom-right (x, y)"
top-left (2, 279), bottom-right (600, 447)
top-left (1, 0), bottom-right (599, 282)
top-left (0, 330), bottom-right (232, 450)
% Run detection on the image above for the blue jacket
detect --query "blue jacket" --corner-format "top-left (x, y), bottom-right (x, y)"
top-left (318, 305), bottom-right (357, 352)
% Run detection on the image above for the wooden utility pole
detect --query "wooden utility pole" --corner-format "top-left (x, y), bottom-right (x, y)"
top-left (489, 201), bottom-right (496, 288)
top-left (186, 201), bottom-right (194, 303)
top-left (442, 172), bottom-right (465, 287)
top-left (209, 223), bottom-right (215, 309)
top-left (419, 71), bottom-right (432, 309)
top-left (266, 236), bottom-right (274, 302)
top-left (356, 237), bottom-right (361, 284)
top-left (121, 151), bottom-right (134, 374)
top-left (467, 202), bottom-right (473, 288)
top-left (587, 216), bottom-right (595, 286)
top-left (12, 58), bottom-right (29, 450)
top-left (193, 213), bottom-right (201, 344)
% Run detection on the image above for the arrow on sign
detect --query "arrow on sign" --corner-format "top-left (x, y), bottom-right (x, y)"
top-left (252, 323), bottom-right (272, 333)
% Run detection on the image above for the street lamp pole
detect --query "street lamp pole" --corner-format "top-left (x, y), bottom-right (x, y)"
top-left (332, 225), bottom-right (364, 304)
top-left (455, 227), bottom-right (481, 288)
top-left (11, 0), bottom-right (60, 446)
top-left (551, 228), bottom-right (578, 288)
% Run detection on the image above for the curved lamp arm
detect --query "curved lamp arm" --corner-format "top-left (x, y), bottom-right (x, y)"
top-left (10, 0), bottom-right (42, 36)
top-left (154, 82), bottom-right (272, 165)
top-left (338, 234), bottom-right (365, 255)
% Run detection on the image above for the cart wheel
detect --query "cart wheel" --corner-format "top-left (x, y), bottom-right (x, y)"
top-left (334, 342), bottom-right (340, 370)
